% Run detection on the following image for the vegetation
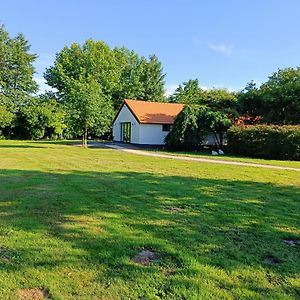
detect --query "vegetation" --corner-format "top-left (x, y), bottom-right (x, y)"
top-left (0, 25), bottom-right (38, 138)
top-left (0, 140), bottom-right (299, 299)
top-left (227, 125), bottom-right (300, 161)
top-left (44, 40), bottom-right (165, 145)
top-left (0, 25), bottom-right (166, 143)
top-left (165, 105), bottom-right (231, 150)
top-left (238, 68), bottom-right (300, 125)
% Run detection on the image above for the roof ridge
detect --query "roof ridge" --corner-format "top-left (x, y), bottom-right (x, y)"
top-left (124, 99), bottom-right (184, 105)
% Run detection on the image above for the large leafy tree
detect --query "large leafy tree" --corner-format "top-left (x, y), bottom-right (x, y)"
top-left (170, 79), bottom-right (238, 113)
top-left (0, 25), bottom-right (38, 136)
top-left (44, 40), bottom-right (166, 143)
top-left (45, 40), bottom-right (166, 107)
top-left (170, 79), bottom-right (201, 104)
top-left (15, 95), bottom-right (66, 139)
top-left (260, 68), bottom-right (300, 124)
top-left (142, 54), bottom-right (165, 102)
top-left (66, 77), bottom-right (113, 147)
top-left (238, 68), bottom-right (300, 125)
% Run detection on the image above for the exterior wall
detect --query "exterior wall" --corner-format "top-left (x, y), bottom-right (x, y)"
top-left (112, 105), bottom-right (140, 143)
top-left (139, 124), bottom-right (169, 145)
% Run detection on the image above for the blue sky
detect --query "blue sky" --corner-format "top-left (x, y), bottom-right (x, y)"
top-left (2, 0), bottom-right (300, 94)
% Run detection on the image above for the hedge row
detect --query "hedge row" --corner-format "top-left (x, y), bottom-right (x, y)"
top-left (227, 125), bottom-right (300, 160)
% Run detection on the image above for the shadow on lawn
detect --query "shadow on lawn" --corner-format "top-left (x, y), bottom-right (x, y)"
top-left (0, 169), bottom-right (299, 297)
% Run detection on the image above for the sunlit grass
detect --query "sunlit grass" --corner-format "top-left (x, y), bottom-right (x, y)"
top-left (0, 140), bottom-right (299, 299)
top-left (152, 148), bottom-right (300, 168)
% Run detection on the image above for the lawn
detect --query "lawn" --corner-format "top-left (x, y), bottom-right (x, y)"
top-left (151, 149), bottom-right (300, 169)
top-left (0, 140), bottom-right (299, 299)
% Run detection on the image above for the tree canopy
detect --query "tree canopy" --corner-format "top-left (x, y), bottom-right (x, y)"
top-left (238, 68), bottom-right (300, 125)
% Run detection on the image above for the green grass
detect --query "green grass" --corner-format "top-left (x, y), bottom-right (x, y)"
top-left (0, 140), bottom-right (299, 299)
top-left (151, 149), bottom-right (300, 168)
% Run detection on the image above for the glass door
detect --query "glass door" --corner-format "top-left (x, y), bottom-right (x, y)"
top-left (120, 122), bottom-right (131, 143)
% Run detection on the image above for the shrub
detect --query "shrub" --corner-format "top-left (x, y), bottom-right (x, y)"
top-left (227, 125), bottom-right (300, 160)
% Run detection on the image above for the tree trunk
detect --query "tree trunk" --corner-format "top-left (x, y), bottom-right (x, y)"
top-left (219, 132), bottom-right (223, 148)
top-left (82, 127), bottom-right (88, 148)
top-left (213, 131), bottom-right (221, 148)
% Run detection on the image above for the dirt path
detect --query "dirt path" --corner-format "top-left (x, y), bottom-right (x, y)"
top-left (104, 143), bottom-right (300, 172)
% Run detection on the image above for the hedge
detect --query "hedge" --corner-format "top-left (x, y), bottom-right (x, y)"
top-left (227, 125), bottom-right (300, 160)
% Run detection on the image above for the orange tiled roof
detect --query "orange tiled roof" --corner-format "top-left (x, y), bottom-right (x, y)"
top-left (124, 99), bottom-right (184, 124)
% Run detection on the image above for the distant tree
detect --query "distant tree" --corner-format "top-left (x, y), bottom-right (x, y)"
top-left (170, 79), bottom-right (201, 104)
top-left (260, 68), bottom-right (300, 124)
top-left (238, 69), bottom-right (300, 125)
top-left (142, 55), bottom-right (165, 102)
top-left (237, 81), bottom-right (264, 121)
top-left (199, 88), bottom-right (238, 114)
top-left (0, 25), bottom-right (37, 104)
top-left (170, 80), bottom-right (237, 115)
top-left (0, 104), bottom-right (14, 135)
top-left (0, 25), bottom-right (38, 137)
top-left (17, 96), bottom-right (66, 139)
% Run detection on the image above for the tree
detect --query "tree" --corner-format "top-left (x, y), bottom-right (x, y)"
top-left (45, 40), bottom-right (166, 110)
top-left (0, 104), bottom-right (14, 135)
top-left (238, 68), bottom-right (300, 125)
top-left (17, 96), bottom-right (66, 139)
top-left (65, 77), bottom-right (113, 147)
top-left (0, 25), bottom-right (38, 106)
top-left (199, 88), bottom-right (238, 114)
top-left (165, 105), bottom-right (232, 150)
top-left (260, 68), bottom-right (300, 124)
top-left (142, 55), bottom-right (165, 102)
top-left (170, 79), bottom-right (201, 104)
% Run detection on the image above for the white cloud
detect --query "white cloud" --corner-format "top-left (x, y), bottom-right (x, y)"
top-left (165, 84), bottom-right (178, 97)
top-left (208, 43), bottom-right (233, 56)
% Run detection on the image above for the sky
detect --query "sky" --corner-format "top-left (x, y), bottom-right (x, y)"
top-left (1, 0), bottom-right (300, 95)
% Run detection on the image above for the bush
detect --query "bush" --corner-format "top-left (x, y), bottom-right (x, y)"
top-left (227, 125), bottom-right (300, 160)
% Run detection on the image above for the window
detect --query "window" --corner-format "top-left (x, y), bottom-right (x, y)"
top-left (162, 124), bottom-right (172, 132)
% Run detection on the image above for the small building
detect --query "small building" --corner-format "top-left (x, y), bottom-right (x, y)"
top-left (112, 99), bottom-right (184, 145)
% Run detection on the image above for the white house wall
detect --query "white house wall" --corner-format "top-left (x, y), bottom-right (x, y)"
top-left (139, 124), bottom-right (169, 145)
top-left (112, 105), bottom-right (140, 143)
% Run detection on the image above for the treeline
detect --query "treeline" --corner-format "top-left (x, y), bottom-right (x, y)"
top-left (0, 25), bottom-right (299, 153)
top-left (0, 25), bottom-right (165, 145)
top-left (165, 76), bottom-right (300, 151)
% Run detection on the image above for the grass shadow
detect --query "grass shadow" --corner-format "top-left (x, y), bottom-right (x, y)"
top-left (0, 169), bottom-right (299, 298)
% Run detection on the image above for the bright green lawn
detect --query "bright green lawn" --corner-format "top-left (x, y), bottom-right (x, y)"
top-left (151, 149), bottom-right (300, 169)
top-left (0, 140), bottom-right (299, 299)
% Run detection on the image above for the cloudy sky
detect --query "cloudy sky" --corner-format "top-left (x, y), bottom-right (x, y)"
top-left (2, 0), bottom-right (300, 95)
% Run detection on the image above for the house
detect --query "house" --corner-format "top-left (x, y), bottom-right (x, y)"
top-left (112, 99), bottom-right (184, 145)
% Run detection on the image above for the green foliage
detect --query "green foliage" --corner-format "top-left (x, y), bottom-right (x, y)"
top-left (227, 125), bottom-right (300, 160)
top-left (238, 68), bottom-right (300, 124)
top-left (65, 76), bottom-right (113, 145)
top-left (166, 105), bottom-right (232, 150)
top-left (18, 97), bottom-right (66, 139)
top-left (0, 25), bottom-right (38, 105)
top-left (45, 40), bottom-right (166, 111)
top-left (170, 79), bottom-right (201, 104)
top-left (0, 104), bottom-right (14, 128)
top-left (170, 79), bottom-right (238, 115)
top-left (44, 40), bottom-right (165, 144)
